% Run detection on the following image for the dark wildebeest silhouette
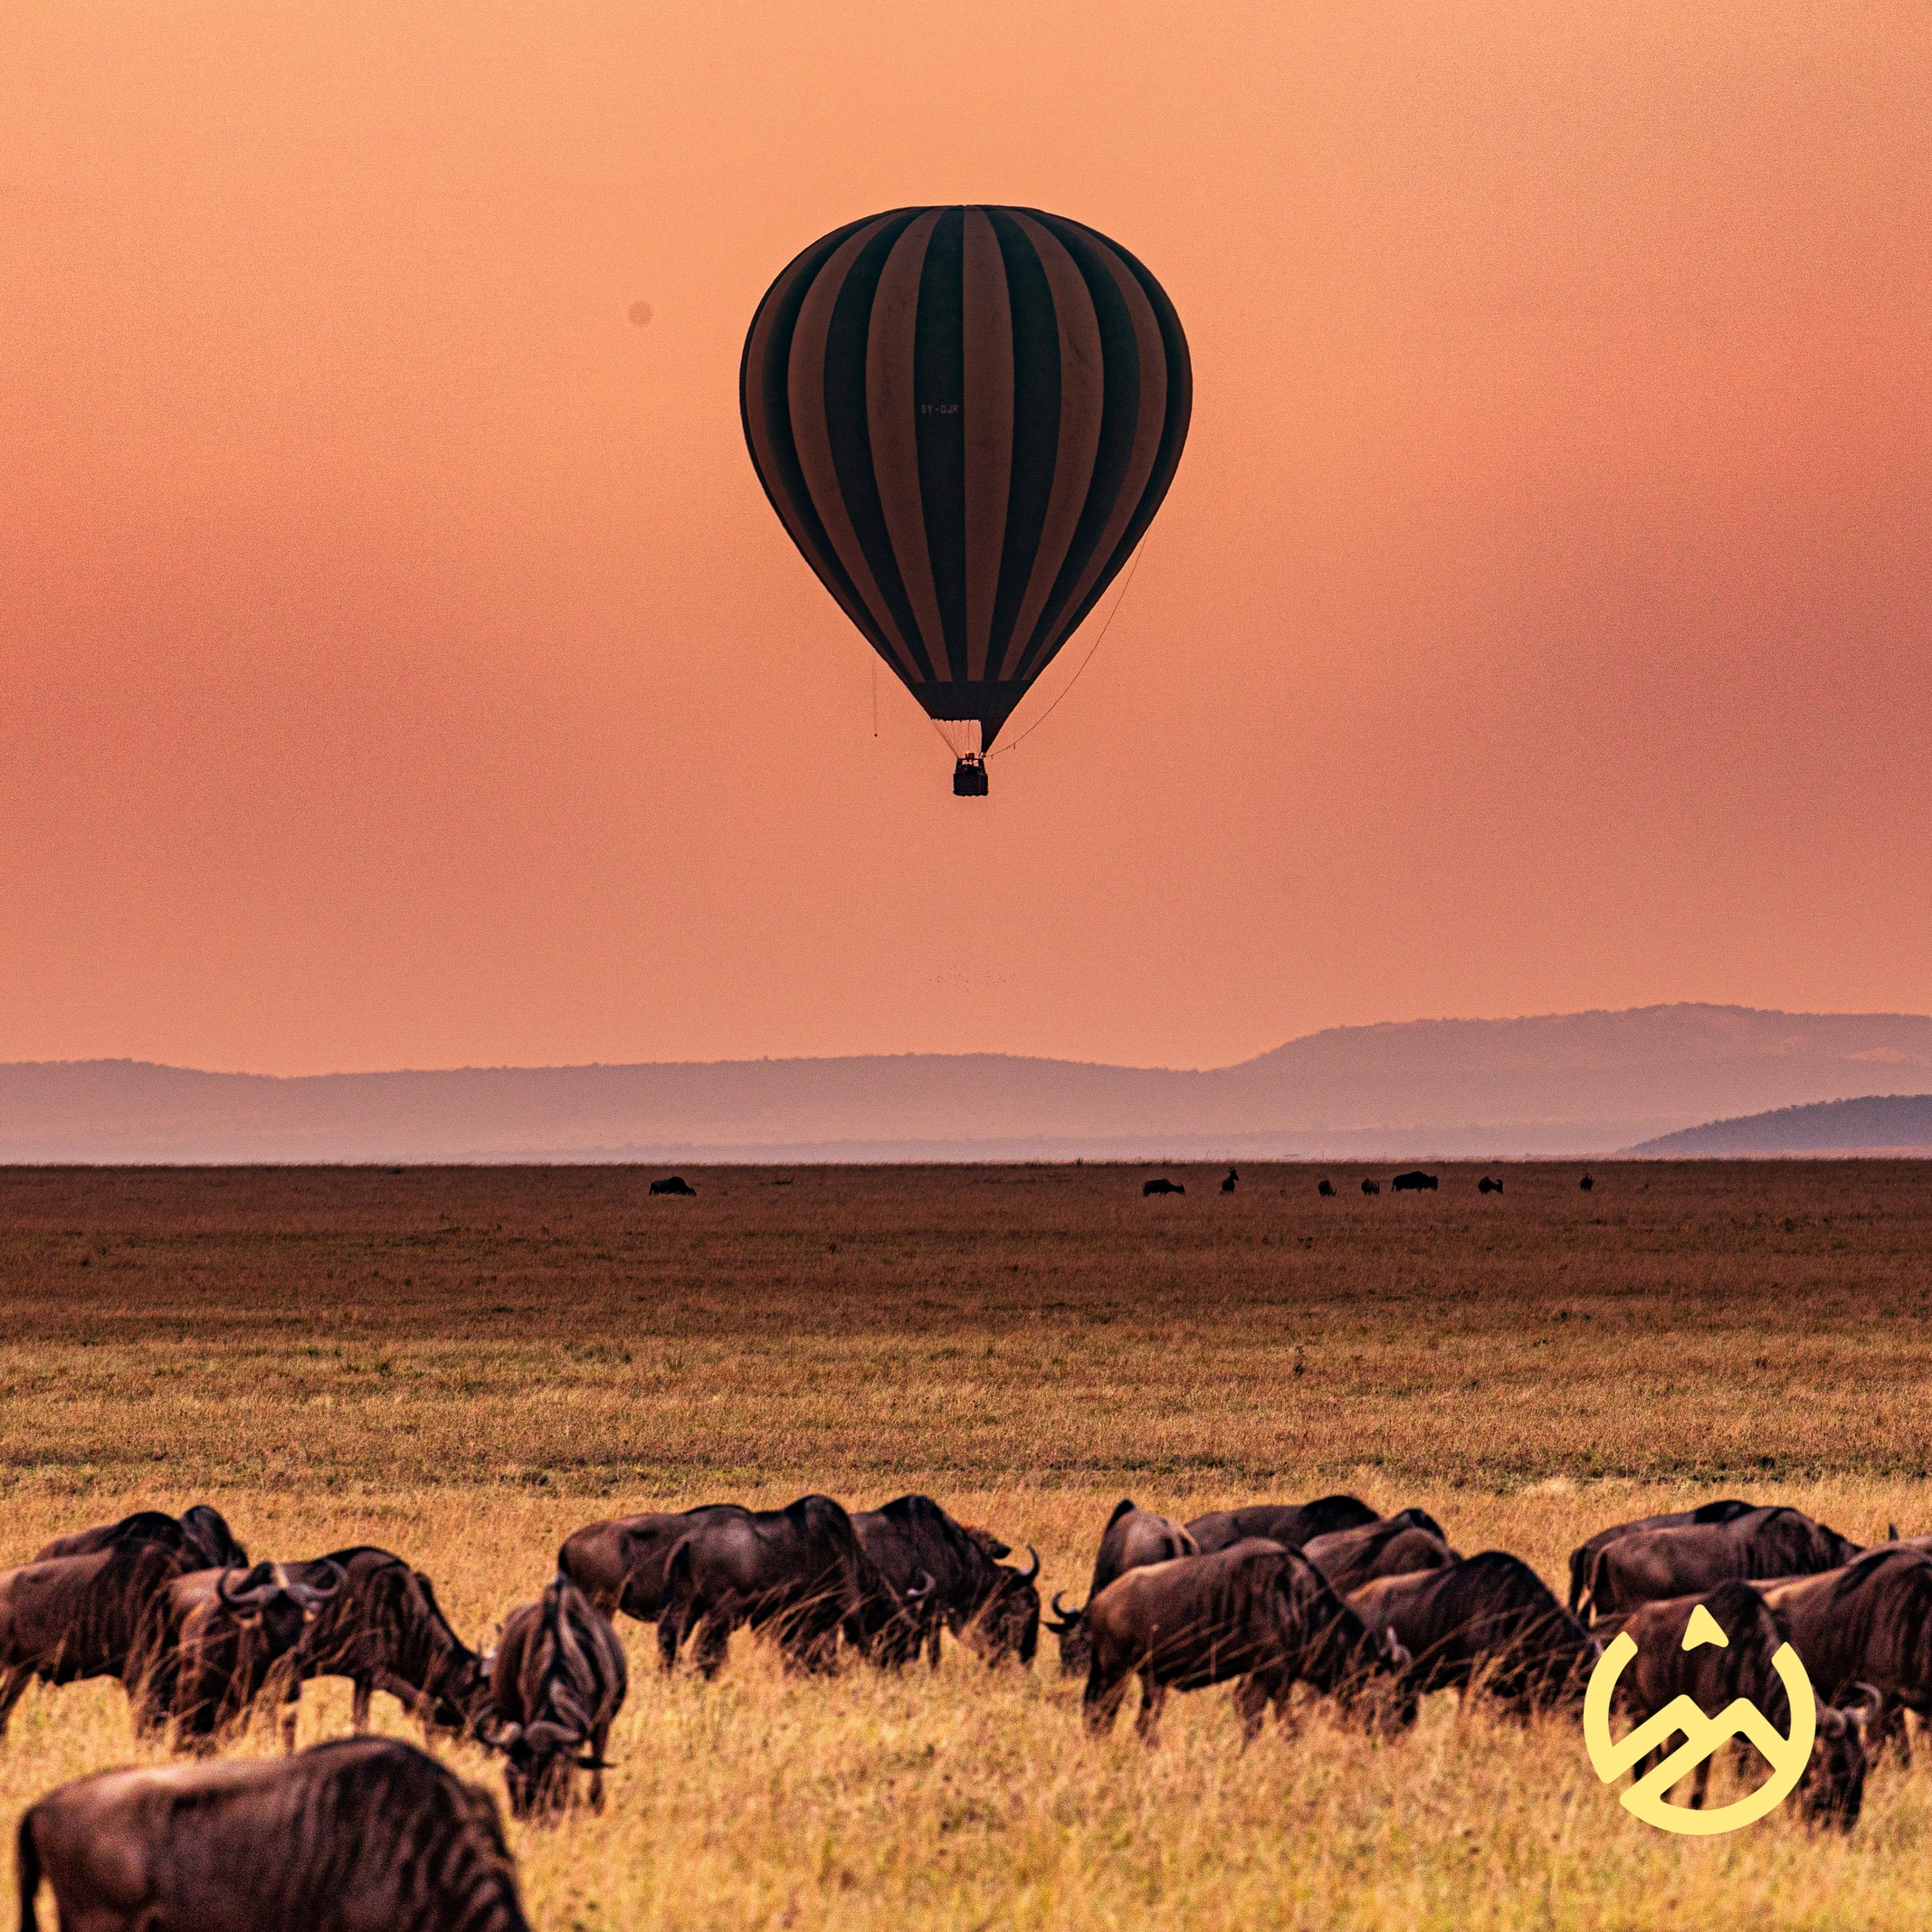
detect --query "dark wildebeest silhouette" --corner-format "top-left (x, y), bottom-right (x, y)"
top-left (481, 1576), bottom-right (627, 1818)
top-left (1221, 1167), bottom-right (1238, 1194)
top-left (16, 1737), bottom-right (532, 1932)
top-left (1585, 1507), bottom-right (1861, 1622)
top-left (1391, 1171), bottom-right (1438, 1193)
top-left (1081, 1541), bottom-right (1415, 1746)
top-left (1580, 1174), bottom-right (1594, 1191)
top-left (851, 1496), bottom-right (1039, 1669)
top-left (1045, 1500), bottom-right (1199, 1677)
top-left (1613, 1580), bottom-right (1879, 1826)
top-left (1360, 1179), bottom-right (1380, 1196)
top-left (1317, 1179), bottom-right (1336, 1197)
top-left (1478, 1176), bottom-right (1503, 1194)
top-left (1566, 1500), bottom-right (1756, 1618)
top-left (650, 1175), bottom-right (695, 1196)
top-left (1184, 1495), bottom-right (1380, 1557)
top-left (1142, 1177), bottom-right (1185, 1196)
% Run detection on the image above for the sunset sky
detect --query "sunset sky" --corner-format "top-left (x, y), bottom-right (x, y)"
top-left (5, 3), bottom-right (1928, 1076)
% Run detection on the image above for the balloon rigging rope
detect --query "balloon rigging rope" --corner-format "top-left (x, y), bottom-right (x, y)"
top-left (989, 542), bottom-right (1147, 758)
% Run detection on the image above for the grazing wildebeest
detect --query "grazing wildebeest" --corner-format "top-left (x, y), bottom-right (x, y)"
top-left (1478, 1176), bottom-right (1503, 1194)
top-left (1317, 1179), bottom-right (1336, 1197)
top-left (558, 1506), bottom-right (751, 1622)
top-left (1585, 1508), bottom-right (1861, 1622)
top-left (1758, 1547), bottom-right (1932, 1747)
top-left (481, 1576), bottom-right (627, 1817)
top-left (35, 1507), bottom-right (248, 1573)
top-left (1221, 1167), bottom-right (1238, 1194)
top-left (657, 1495), bottom-right (920, 1677)
top-left (851, 1495), bottom-right (1039, 1668)
top-left (1612, 1580), bottom-right (1879, 1826)
top-left (278, 1548), bottom-right (490, 1744)
top-left (0, 1538), bottom-right (204, 1737)
top-left (1580, 1174), bottom-right (1594, 1191)
top-left (1044, 1500), bottom-right (1200, 1677)
top-left (15, 1736), bottom-right (530, 1932)
top-left (132, 1561), bottom-right (345, 1749)
top-left (1391, 1171), bottom-right (1438, 1193)
top-left (1184, 1495), bottom-right (1381, 1557)
top-left (1350, 1552), bottom-right (1598, 1718)
top-left (649, 1175), bottom-right (696, 1196)
top-left (1082, 1540), bottom-right (1415, 1745)
top-left (1142, 1177), bottom-right (1185, 1196)
top-left (1302, 1513), bottom-right (1460, 1595)
top-left (1566, 1500), bottom-right (1756, 1617)
top-left (1361, 1179), bottom-right (1380, 1195)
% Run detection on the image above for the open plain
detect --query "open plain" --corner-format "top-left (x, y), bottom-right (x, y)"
top-left (3, 1160), bottom-right (1931, 1931)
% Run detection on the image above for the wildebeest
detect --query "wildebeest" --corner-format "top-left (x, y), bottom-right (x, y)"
top-left (1758, 1547), bottom-right (1932, 1746)
top-left (1142, 1177), bottom-right (1185, 1196)
top-left (656, 1495), bottom-right (920, 1677)
top-left (280, 1548), bottom-right (490, 1743)
top-left (1361, 1179), bottom-right (1380, 1195)
top-left (1045, 1500), bottom-right (1200, 1677)
top-left (481, 1576), bottom-right (627, 1817)
top-left (0, 1538), bottom-right (205, 1737)
top-left (15, 1736), bottom-right (530, 1932)
top-left (1082, 1539), bottom-right (1415, 1745)
top-left (131, 1560), bottom-right (345, 1749)
top-left (1350, 1552), bottom-right (1598, 1718)
top-left (558, 1505), bottom-right (751, 1622)
top-left (1612, 1580), bottom-right (1879, 1826)
top-left (1391, 1170), bottom-right (1438, 1193)
top-left (1585, 1507), bottom-right (1861, 1622)
top-left (1185, 1494), bottom-right (1381, 1557)
top-left (1580, 1174), bottom-right (1594, 1191)
top-left (1566, 1499), bottom-right (1756, 1618)
top-left (1302, 1512), bottom-right (1460, 1595)
top-left (1317, 1179), bottom-right (1336, 1197)
top-left (851, 1495), bottom-right (1039, 1668)
top-left (1478, 1176), bottom-right (1503, 1194)
top-left (1221, 1167), bottom-right (1238, 1194)
top-left (35, 1506), bottom-right (248, 1573)
top-left (649, 1175), bottom-right (696, 1196)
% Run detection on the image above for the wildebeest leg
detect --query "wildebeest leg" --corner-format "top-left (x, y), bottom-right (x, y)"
top-left (589, 1717), bottom-right (612, 1811)
top-left (926, 1619), bottom-right (943, 1670)
top-left (279, 1676), bottom-right (302, 1754)
top-left (350, 1674), bottom-right (373, 1732)
top-left (691, 1612), bottom-right (731, 1681)
top-left (1082, 1660), bottom-right (1131, 1737)
top-left (0, 1663), bottom-right (32, 1738)
top-left (1234, 1674), bottom-right (1271, 1743)
top-left (1134, 1673), bottom-right (1168, 1748)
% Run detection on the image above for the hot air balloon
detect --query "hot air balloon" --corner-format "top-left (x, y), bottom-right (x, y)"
top-left (741, 206), bottom-right (1190, 795)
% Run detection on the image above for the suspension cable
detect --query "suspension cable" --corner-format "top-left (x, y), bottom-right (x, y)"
top-left (989, 542), bottom-right (1147, 758)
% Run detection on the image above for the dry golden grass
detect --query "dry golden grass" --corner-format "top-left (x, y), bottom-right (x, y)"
top-left (3, 1161), bottom-right (1931, 1928)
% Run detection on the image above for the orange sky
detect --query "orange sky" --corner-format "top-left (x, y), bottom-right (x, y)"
top-left (5, 3), bottom-right (1928, 1075)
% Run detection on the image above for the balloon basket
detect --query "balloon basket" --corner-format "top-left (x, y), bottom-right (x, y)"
top-left (952, 754), bottom-right (989, 797)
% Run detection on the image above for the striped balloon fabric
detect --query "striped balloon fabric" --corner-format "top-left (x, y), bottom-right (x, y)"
top-left (741, 206), bottom-right (1191, 767)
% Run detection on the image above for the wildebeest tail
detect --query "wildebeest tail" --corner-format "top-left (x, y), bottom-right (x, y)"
top-left (1566, 1544), bottom-right (1590, 1617)
top-left (15, 1806), bottom-right (43, 1932)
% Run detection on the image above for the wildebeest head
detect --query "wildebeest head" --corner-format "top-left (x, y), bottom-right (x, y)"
top-left (217, 1558), bottom-right (344, 1658)
top-left (1045, 1589), bottom-right (1092, 1677)
top-left (970, 1547), bottom-right (1040, 1667)
top-left (1799, 1685), bottom-right (1882, 1830)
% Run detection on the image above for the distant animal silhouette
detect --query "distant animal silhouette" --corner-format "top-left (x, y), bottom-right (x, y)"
top-left (1580, 1174), bottom-right (1594, 1193)
top-left (650, 1175), bottom-right (696, 1197)
top-left (1143, 1178), bottom-right (1185, 1197)
top-left (1478, 1176), bottom-right (1504, 1194)
top-left (1391, 1171), bottom-right (1438, 1193)
top-left (1221, 1168), bottom-right (1238, 1194)
top-left (1360, 1179), bottom-right (1381, 1196)
top-left (1317, 1179), bottom-right (1336, 1198)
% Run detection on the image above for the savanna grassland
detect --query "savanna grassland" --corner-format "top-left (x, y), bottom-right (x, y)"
top-left (3, 1160), bottom-right (1931, 1931)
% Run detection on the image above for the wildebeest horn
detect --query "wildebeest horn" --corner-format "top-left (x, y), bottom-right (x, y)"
top-left (290, 1558), bottom-right (346, 1608)
top-left (572, 1754), bottom-right (618, 1770)
top-left (1051, 1590), bottom-right (1077, 1619)
top-left (218, 1561), bottom-right (282, 1610)
top-left (1889, 1524), bottom-right (1899, 1541)
top-left (903, 1567), bottom-right (936, 1603)
top-left (1843, 1681), bottom-right (1886, 1725)
top-left (1015, 1546), bottom-right (1040, 1583)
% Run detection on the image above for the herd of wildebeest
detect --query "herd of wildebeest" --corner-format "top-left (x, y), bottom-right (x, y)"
top-left (5, 1489), bottom-right (1930, 1927)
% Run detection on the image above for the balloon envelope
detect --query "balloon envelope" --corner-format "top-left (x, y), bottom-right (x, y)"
top-left (741, 206), bottom-right (1190, 753)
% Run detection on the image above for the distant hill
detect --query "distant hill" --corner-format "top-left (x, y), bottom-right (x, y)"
top-left (1628, 1093), bottom-right (1932, 1156)
top-left (5, 1004), bottom-right (1931, 1163)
